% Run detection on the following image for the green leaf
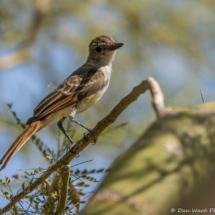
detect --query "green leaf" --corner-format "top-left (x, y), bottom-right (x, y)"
top-left (7, 103), bottom-right (12, 109)
top-left (97, 168), bottom-right (104, 173)
top-left (75, 169), bottom-right (80, 175)
top-left (76, 182), bottom-right (85, 186)
top-left (22, 182), bottom-right (25, 190)
top-left (78, 191), bottom-right (85, 195)
top-left (24, 171), bottom-right (30, 176)
top-left (81, 169), bottom-right (88, 174)
top-left (105, 168), bottom-right (111, 172)
top-left (12, 111), bottom-right (16, 117)
top-left (12, 174), bottom-right (19, 179)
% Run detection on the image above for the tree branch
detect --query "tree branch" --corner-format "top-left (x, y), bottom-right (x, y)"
top-left (55, 165), bottom-right (70, 215)
top-left (43, 170), bottom-right (61, 214)
top-left (13, 204), bottom-right (18, 215)
top-left (147, 77), bottom-right (165, 118)
top-left (0, 77), bottom-right (165, 214)
top-left (80, 103), bottom-right (215, 215)
top-left (0, 0), bottom-right (50, 71)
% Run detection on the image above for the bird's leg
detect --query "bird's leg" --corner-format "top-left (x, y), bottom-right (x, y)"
top-left (69, 116), bottom-right (98, 145)
top-left (69, 117), bottom-right (91, 131)
top-left (57, 117), bottom-right (76, 153)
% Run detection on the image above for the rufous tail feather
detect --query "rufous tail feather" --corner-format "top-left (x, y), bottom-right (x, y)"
top-left (0, 121), bottom-right (42, 171)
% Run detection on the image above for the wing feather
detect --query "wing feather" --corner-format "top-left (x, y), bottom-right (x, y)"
top-left (26, 65), bottom-right (106, 125)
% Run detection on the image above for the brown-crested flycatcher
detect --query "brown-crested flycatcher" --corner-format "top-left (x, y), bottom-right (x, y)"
top-left (0, 35), bottom-right (124, 171)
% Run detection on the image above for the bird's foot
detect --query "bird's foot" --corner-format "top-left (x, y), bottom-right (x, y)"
top-left (75, 153), bottom-right (80, 158)
top-left (84, 132), bottom-right (98, 145)
top-left (69, 142), bottom-right (76, 154)
top-left (69, 141), bottom-right (80, 157)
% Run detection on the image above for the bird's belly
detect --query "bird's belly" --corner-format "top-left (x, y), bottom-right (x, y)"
top-left (39, 84), bottom-right (108, 129)
top-left (39, 105), bottom-right (74, 129)
top-left (76, 87), bottom-right (108, 114)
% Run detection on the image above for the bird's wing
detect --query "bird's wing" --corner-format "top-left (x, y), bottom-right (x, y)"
top-left (26, 65), bottom-right (106, 124)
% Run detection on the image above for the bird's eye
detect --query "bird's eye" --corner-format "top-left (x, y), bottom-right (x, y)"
top-left (95, 47), bottom-right (102, 52)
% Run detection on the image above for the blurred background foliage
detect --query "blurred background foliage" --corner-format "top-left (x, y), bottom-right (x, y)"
top-left (0, 0), bottom-right (215, 210)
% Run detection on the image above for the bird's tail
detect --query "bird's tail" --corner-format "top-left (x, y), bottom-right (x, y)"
top-left (0, 121), bottom-right (42, 171)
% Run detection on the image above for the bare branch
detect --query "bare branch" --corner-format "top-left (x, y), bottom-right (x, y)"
top-left (147, 77), bottom-right (165, 118)
top-left (13, 204), bottom-right (18, 215)
top-left (55, 165), bottom-right (70, 215)
top-left (44, 179), bottom-right (52, 187)
top-left (0, 48), bottom-right (31, 70)
top-left (0, 0), bottom-right (50, 71)
top-left (0, 77), bottom-right (165, 214)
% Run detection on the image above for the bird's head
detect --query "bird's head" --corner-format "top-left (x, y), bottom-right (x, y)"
top-left (87, 35), bottom-right (124, 65)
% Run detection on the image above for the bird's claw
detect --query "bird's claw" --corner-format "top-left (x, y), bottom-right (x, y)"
top-left (69, 143), bottom-right (80, 157)
top-left (76, 153), bottom-right (80, 158)
top-left (69, 143), bottom-right (76, 154)
top-left (84, 132), bottom-right (98, 145)
top-left (92, 137), bottom-right (98, 145)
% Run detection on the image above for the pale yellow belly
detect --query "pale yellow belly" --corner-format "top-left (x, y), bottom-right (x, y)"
top-left (39, 86), bottom-right (108, 130)
top-left (76, 86), bottom-right (108, 114)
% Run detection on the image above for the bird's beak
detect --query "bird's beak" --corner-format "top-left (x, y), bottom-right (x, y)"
top-left (109, 43), bottom-right (124, 51)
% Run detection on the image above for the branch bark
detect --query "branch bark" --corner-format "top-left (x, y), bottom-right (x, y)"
top-left (13, 204), bottom-right (18, 215)
top-left (0, 77), bottom-right (163, 214)
top-left (55, 165), bottom-right (70, 215)
top-left (79, 103), bottom-right (215, 215)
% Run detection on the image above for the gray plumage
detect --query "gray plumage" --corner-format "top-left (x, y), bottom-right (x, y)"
top-left (0, 35), bottom-right (124, 171)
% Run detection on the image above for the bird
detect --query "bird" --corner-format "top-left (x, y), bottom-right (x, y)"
top-left (0, 35), bottom-right (124, 171)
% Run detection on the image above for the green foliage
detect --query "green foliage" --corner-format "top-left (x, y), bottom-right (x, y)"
top-left (1, 0), bottom-right (214, 148)
top-left (1, 0), bottom-right (214, 213)
top-left (0, 108), bottom-right (111, 214)
top-left (0, 164), bottom-right (111, 214)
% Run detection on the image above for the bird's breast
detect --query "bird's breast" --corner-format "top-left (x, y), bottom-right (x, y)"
top-left (76, 83), bottom-right (109, 114)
